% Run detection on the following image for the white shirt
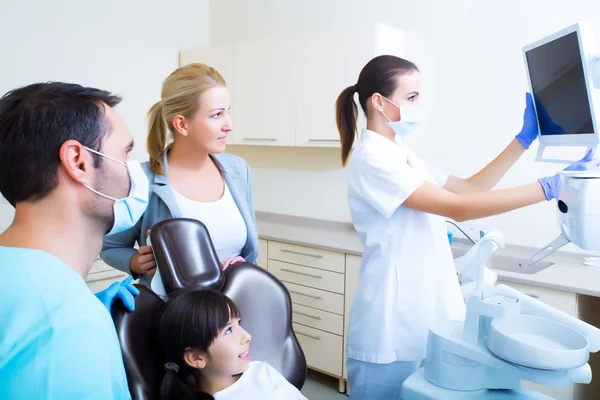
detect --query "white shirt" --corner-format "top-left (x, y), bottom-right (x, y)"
top-left (172, 182), bottom-right (247, 263)
top-left (345, 129), bottom-right (465, 364)
top-left (213, 361), bottom-right (307, 400)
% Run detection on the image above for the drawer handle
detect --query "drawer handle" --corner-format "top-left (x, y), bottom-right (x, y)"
top-left (293, 310), bottom-right (322, 320)
top-left (280, 249), bottom-right (323, 259)
top-left (525, 293), bottom-right (539, 299)
top-left (281, 268), bottom-right (323, 279)
top-left (243, 137), bottom-right (277, 141)
top-left (308, 138), bottom-right (341, 142)
top-left (296, 331), bottom-right (321, 341)
top-left (288, 290), bottom-right (322, 300)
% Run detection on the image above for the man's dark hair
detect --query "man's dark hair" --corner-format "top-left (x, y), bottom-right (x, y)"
top-left (0, 82), bottom-right (122, 206)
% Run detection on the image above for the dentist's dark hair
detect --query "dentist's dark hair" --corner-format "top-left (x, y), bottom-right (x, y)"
top-left (156, 289), bottom-right (241, 400)
top-left (0, 82), bottom-right (121, 206)
top-left (335, 55), bottom-right (418, 165)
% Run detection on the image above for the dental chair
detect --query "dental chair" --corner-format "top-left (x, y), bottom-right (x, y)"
top-left (111, 218), bottom-right (307, 400)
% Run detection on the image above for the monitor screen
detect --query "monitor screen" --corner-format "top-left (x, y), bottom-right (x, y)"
top-left (525, 31), bottom-right (594, 135)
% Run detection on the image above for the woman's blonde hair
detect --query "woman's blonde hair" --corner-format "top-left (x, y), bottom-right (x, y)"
top-left (147, 63), bottom-right (226, 175)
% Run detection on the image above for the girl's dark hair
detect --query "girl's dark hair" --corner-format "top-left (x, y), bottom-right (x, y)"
top-left (156, 289), bottom-right (241, 400)
top-left (335, 55), bottom-right (418, 165)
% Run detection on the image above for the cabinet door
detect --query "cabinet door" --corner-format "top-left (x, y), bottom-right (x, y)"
top-left (295, 25), bottom-right (405, 147)
top-left (343, 254), bottom-right (361, 380)
top-left (258, 239), bottom-right (268, 269)
top-left (179, 45), bottom-right (236, 144)
top-left (232, 37), bottom-right (297, 146)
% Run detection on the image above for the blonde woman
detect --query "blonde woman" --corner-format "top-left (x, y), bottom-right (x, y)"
top-left (101, 64), bottom-right (258, 287)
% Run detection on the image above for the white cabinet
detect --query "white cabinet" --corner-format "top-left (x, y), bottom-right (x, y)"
top-left (86, 258), bottom-right (128, 292)
top-left (179, 24), bottom-right (405, 148)
top-left (232, 37), bottom-right (297, 146)
top-left (178, 45), bottom-right (236, 144)
top-left (343, 255), bottom-right (361, 382)
top-left (295, 25), bottom-right (404, 147)
top-left (258, 238), bottom-right (268, 269)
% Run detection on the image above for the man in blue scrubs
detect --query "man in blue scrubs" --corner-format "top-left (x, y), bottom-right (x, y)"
top-left (0, 83), bottom-right (145, 399)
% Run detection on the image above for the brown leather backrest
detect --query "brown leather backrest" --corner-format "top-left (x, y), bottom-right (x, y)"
top-left (113, 218), bottom-right (306, 400)
top-left (149, 218), bottom-right (225, 294)
top-left (222, 262), bottom-right (307, 390)
top-left (112, 285), bottom-right (163, 400)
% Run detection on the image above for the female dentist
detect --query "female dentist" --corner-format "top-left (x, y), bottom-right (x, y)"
top-left (336, 55), bottom-right (600, 399)
top-left (101, 64), bottom-right (258, 287)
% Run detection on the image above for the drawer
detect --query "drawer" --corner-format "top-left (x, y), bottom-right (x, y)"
top-left (498, 281), bottom-right (577, 317)
top-left (283, 281), bottom-right (344, 315)
top-left (293, 323), bottom-right (343, 377)
top-left (269, 260), bottom-right (344, 294)
top-left (87, 276), bottom-right (127, 292)
top-left (258, 239), bottom-right (268, 269)
top-left (268, 241), bottom-right (345, 273)
top-left (86, 268), bottom-right (127, 284)
top-left (292, 304), bottom-right (344, 335)
top-left (89, 258), bottom-right (113, 274)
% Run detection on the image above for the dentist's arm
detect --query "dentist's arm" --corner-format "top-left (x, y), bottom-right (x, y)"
top-left (444, 139), bottom-right (525, 194)
top-left (407, 151), bottom-right (600, 222)
top-left (404, 181), bottom-right (545, 222)
top-left (443, 93), bottom-right (537, 194)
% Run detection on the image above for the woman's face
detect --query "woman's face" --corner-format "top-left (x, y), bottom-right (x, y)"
top-left (183, 86), bottom-right (232, 154)
top-left (379, 70), bottom-right (422, 123)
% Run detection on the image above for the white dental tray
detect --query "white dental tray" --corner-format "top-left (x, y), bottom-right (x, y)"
top-left (487, 314), bottom-right (589, 370)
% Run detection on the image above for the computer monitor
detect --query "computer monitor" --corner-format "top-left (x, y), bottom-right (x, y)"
top-left (523, 22), bottom-right (600, 163)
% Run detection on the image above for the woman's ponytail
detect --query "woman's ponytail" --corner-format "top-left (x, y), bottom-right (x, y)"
top-left (147, 101), bottom-right (168, 175)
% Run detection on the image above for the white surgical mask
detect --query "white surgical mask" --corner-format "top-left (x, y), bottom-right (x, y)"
top-left (380, 96), bottom-right (425, 137)
top-left (83, 147), bottom-right (149, 236)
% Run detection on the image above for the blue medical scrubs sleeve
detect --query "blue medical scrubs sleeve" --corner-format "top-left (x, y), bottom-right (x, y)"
top-left (48, 320), bottom-right (131, 399)
top-left (352, 150), bottom-right (425, 219)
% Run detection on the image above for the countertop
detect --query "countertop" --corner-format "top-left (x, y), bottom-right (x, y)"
top-left (256, 211), bottom-right (600, 297)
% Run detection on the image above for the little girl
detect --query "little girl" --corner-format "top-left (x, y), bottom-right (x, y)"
top-left (156, 289), bottom-right (307, 400)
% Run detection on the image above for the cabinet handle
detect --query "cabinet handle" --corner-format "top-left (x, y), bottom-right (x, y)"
top-left (281, 249), bottom-right (323, 259)
top-left (293, 310), bottom-right (321, 320)
top-left (296, 331), bottom-right (321, 341)
top-left (525, 293), bottom-right (539, 299)
top-left (308, 138), bottom-right (340, 142)
top-left (281, 268), bottom-right (323, 279)
top-left (243, 138), bottom-right (277, 141)
top-left (288, 290), bottom-right (322, 300)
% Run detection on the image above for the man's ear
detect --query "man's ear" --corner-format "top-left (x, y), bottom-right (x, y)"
top-left (59, 140), bottom-right (95, 186)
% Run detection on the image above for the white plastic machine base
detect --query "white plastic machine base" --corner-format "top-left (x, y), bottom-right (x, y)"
top-left (399, 230), bottom-right (600, 400)
top-left (401, 369), bottom-right (553, 399)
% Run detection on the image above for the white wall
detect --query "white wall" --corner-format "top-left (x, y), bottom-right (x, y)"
top-left (0, 0), bottom-right (210, 230)
top-left (212, 0), bottom-right (600, 251)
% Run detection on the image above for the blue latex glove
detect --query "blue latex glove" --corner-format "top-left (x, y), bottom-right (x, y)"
top-left (95, 276), bottom-right (140, 312)
top-left (515, 93), bottom-right (539, 149)
top-left (538, 149), bottom-right (600, 200)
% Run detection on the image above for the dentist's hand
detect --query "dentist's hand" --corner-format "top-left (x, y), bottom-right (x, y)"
top-left (538, 149), bottom-right (600, 200)
top-left (95, 276), bottom-right (140, 312)
top-left (515, 93), bottom-right (539, 150)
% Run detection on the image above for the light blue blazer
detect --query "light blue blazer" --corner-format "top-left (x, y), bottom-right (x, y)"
top-left (100, 148), bottom-right (259, 287)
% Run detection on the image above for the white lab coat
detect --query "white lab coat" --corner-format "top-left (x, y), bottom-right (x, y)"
top-left (346, 129), bottom-right (465, 364)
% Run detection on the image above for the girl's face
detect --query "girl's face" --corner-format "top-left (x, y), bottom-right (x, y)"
top-left (186, 317), bottom-right (252, 377)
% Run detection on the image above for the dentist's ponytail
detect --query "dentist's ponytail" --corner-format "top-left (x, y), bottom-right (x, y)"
top-left (336, 55), bottom-right (419, 166)
top-left (336, 85), bottom-right (359, 166)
